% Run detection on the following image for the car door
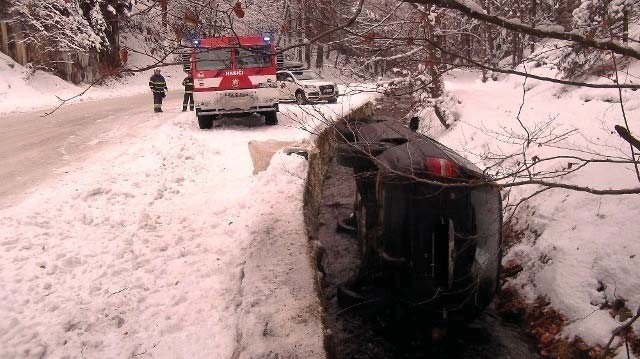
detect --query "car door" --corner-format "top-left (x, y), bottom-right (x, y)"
top-left (276, 72), bottom-right (296, 100)
top-left (284, 73), bottom-right (302, 100)
top-left (276, 72), bottom-right (288, 100)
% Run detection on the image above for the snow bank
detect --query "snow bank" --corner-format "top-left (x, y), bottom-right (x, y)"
top-left (0, 113), bottom-right (252, 358)
top-left (0, 51), bottom-right (183, 115)
top-left (433, 68), bottom-right (640, 355)
top-left (0, 87), bottom-right (375, 358)
top-left (234, 151), bottom-right (326, 358)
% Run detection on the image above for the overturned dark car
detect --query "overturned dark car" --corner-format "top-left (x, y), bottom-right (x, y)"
top-left (334, 119), bottom-right (502, 324)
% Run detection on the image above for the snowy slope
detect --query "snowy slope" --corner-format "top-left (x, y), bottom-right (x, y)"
top-left (0, 91), bottom-right (375, 358)
top-left (425, 67), bottom-right (640, 356)
top-left (0, 51), bottom-right (183, 115)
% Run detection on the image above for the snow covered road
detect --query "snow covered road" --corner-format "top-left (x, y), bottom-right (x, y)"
top-left (0, 91), bottom-right (374, 358)
top-left (0, 91), bottom-right (185, 205)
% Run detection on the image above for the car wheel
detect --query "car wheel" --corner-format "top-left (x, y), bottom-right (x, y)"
top-left (295, 90), bottom-right (308, 105)
top-left (327, 97), bottom-right (338, 104)
top-left (197, 115), bottom-right (213, 129)
top-left (264, 111), bottom-right (278, 125)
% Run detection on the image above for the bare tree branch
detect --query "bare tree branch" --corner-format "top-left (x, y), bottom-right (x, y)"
top-left (615, 125), bottom-right (640, 152)
top-left (403, 0), bottom-right (640, 60)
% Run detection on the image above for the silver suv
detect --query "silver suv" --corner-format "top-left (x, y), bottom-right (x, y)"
top-left (276, 70), bottom-right (338, 104)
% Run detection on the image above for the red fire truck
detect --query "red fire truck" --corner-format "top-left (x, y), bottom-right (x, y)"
top-left (190, 35), bottom-right (279, 129)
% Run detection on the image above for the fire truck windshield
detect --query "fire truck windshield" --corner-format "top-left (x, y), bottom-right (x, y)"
top-left (236, 46), bottom-right (271, 68)
top-left (195, 48), bottom-right (231, 71)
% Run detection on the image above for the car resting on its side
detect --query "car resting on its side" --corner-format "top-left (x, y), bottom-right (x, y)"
top-left (333, 119), bottom-right (502, 327)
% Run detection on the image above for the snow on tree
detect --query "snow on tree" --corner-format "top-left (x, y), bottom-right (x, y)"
top-left (551, 0), bottom-right (638, 78)
top-left (9, 1), bottom-right (104, 53)
top-left (10, 0), bottom-right (131, 52)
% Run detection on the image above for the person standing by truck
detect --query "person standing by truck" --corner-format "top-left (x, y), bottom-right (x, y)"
top-left (182, 74), bottom-right (194, 111)
top-left (149, 68), bottom-right (167, 113)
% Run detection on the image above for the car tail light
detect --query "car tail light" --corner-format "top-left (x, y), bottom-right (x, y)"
top-left (424, 157), bottom-right (460, 178)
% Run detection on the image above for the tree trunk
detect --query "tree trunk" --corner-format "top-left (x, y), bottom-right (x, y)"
top-left (161, 0), bottom-right (168, 29)
top-left (426, 7), bottom-right (444, 99)
top-left (298, 40), bottom-right (304, 62)
top-left (484, 0), bottom-right (494, 67)
top-left (530, 0), bottom-right (537, 53)
top-left (623, 9), bottom-right (629, 44)
top-left (303, 0), bottom-right (312, 68)
top-left (466, 32), bottom-right (472, 65)
top-left (0, 21), bottom-right (8, 56)
top-left (518, 2), bottom-right (524, 63)
top-left (283, 0), bottom-right (291, 48)
top-left (315, 43), bottom-right (324, 68)
top-left (296, 9), bottom-right (303, 62)
top-left (511, 33), bottom-right (518, 67)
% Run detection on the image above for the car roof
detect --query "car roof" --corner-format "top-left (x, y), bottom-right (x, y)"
top-left (277, 69), bottom-right (315, 74)
top-left (344, 120), bottom-right (485, 179)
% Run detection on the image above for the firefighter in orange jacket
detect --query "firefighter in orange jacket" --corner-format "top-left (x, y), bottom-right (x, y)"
top-left (182, 75), bottom-right (194, 111)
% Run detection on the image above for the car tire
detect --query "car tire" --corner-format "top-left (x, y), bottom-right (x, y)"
top-left (264, 111), bottom-right (278, 125)
top-left (197, 115), bottom-right (213, 129)
top-left (336, 213), bottom-right (357, 236)
top-left (295, 90), bottom-right (308, 105)
top-left (327, 97), bottom-right (338, 104)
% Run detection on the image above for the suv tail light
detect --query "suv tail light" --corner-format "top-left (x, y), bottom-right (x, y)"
top-left (424, 157), bottom-right (460, 178)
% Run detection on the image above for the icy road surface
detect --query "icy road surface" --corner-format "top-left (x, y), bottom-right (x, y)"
top-left (0, 92), bottom-right (183, 205)
top-left (0, 90), bottom-right (374, 359)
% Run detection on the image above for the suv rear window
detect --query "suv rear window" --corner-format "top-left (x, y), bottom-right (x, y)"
top-left (292, 71), bottom-right (322, 80)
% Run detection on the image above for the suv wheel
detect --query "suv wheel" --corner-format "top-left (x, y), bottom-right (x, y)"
top-left (295, 91), bottom-right (308, 105)
top-left (327, 97), bottom-right (338, 104)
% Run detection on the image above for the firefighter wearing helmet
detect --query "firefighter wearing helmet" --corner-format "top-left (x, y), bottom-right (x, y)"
top-left (149, 67), bottom-right (167, 112)
top-left (182, 74), bottom-right (194, 111)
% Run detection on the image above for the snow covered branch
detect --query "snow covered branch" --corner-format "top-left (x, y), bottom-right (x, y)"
top-left (403, 0), bottom-right (640, 60)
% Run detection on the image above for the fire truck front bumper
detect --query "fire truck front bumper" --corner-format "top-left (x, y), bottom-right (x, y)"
top-left (196, 103), bottom-right (279, 116)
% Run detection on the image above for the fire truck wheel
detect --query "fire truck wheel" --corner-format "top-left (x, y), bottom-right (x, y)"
top-left (197, 115), bottom-right (213, 129)
top-left (264, 111), bottom-right (278, 125)
top-left (295, 91), bottom-right (308, 105)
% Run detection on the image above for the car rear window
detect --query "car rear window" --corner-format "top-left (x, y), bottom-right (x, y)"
top-left (293, 71), bottom-right (322, 80)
